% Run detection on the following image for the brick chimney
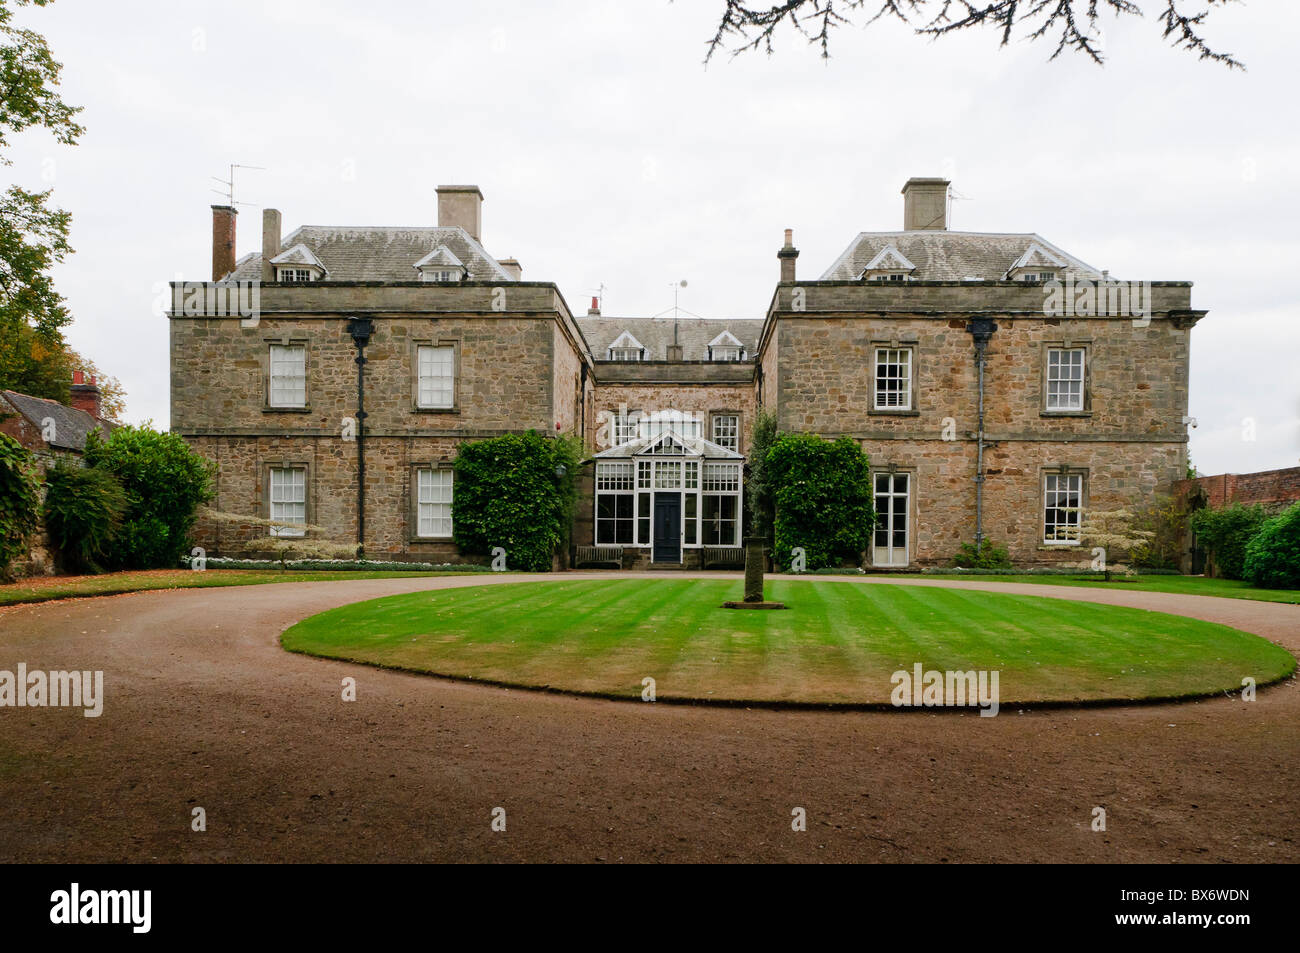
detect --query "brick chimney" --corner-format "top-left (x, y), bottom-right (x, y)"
top-left (902, 177), bottom-right (950, 230)
top-left (70, 370), bottom-right (102, 419)
top-left (498, 258), bottom-right (522, 280)
top-left (261, 208), bottom-right (282, 282)
top-left (211, 205), bottom-right (237, 280)
top-left (777, 228), bottom-right (799, 281)
top-left (436, 185), bottom-right (483, 241)
top-left (587, 296), bottom-right (601, 317)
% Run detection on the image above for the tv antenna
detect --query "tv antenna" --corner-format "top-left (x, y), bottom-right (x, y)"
top-left (947, 187), bottom-right (972, 229)
top-left (670, 279), bottom-right (688, 345)
top-left (210, 163), bottom-right (266, 207)
top-left (591, 282), bottom-right (607, 311)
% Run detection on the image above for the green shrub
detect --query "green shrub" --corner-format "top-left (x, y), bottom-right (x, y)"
top-left (42, 460), bottom-right (128, 573)
top-left (953, 539), bottom-right (1012, 569)
top-left (1129, 495), bottom-right (1187, 570)
top-left (1188, 502), bottom-right (1266, 580)
top-left (83, 424), bottom-right (215, 569)
top-left (766, 433), bottom-right (874, 571)
top-left (452, 430), bottom-right (581, 572)
top-left (1242, 502), bottom-right (1300, 589)
top-left (0, 433), bottom-right (41, 579)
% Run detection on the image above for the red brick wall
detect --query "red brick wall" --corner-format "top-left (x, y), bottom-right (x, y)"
top-left (1175, 467), bottom-right (1300, 509)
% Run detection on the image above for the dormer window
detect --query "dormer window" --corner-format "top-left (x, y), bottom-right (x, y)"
top-left (413, 245), bottom-right (467, 283)
top-left (607, 330), bottom-right (646, 362)
top-left (269, 243), bottom-right (328, 282)
top-left (707, 329), bottom-right (746, 362)
top-left (859, 244), bottom-right (917, 283)
top-left (1007, 243), bottom-right (1069, 283)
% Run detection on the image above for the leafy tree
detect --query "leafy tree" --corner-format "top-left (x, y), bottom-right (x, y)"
top-left (706, 1), bottom-right (1243, 68)
top-left (452, 431), bottom-right (581, 572)
top-left (766, 432), bottom-right (874, 570)
top-left (744, 409), bottom-right (778, 542)
top-left (83, 424), bottom-right (215, 569)
top-left (0, 0), bottom-right (85, 402)
top-left (1188, 502), bottom-right (1266, 580)
top-left (0, 430), bottom-right (40, 578)
top-left (41, 459), bottom-right (127, 572)
top-left (1242, 502), bottom-right (1300, 590)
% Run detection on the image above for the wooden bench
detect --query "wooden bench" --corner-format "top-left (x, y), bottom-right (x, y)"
top-left (702, 546), bottom-right (745, 569)
top-left (574, 545), bottom-right (624, 569)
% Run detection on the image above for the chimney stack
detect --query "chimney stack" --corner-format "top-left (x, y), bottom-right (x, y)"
top-left (211, 205), bottom-right (237, 280)
top-left (436, 185), bottom-right (484, 241)
top-left (498, 258), bottom-right (522, 280)
top-left (261, 208), bottom-right (282, 282)
top-left (777, 228), bottom-right (799, 282)
top-left (901, 177), bottom-right (950, 231)
top-left (70, 370), bottom-right (102, 420)
top-left (587, 296), bottom-right (601, 317)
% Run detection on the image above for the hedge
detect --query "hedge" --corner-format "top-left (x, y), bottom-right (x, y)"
top-left (1242, 502), bottom-right (1300, 589)
top-left (452, 430), bottom-right (581, 572)
top-left (42, 460), bottom-right (128, 573)
top-left (767, 433), bottom-right (874, 571)
top-left (1188, 502), bottom-right (1266, 580)
top-left (0, 433), bottom-right (41, 579)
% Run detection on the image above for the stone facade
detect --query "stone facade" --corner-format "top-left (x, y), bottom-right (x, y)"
top-left (171, 179), bottom-right (1204, 569)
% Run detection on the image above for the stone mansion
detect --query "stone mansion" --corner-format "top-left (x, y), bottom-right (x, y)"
top-left (170, 178), bottom-right (1203, 569)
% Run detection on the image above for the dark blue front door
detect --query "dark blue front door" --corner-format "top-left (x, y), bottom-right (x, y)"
top-left (653, 492), bottom-right (681, 563)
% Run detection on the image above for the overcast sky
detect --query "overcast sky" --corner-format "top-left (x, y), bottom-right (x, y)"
top-left (7, 0), bottom-right (1298, 475)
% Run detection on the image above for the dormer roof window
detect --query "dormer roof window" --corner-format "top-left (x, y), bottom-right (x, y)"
top-left (859, 244), bottom-right (917, 282)
top-left (707, 329), bottom-right (746, 361)
top-left (413, 245), bottom-right (467, 282)
top-left (270, 243), bottom-right (327, 282)
top-left (1006, 242), bottom-right (1068, 282)
top-left (607, 330), bottom-right (645, 361)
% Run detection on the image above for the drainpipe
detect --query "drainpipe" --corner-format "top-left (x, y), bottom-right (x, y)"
top-left (347, 316), bottom-right (374, 555)
top-left (965, 317), bottom-right (998, 550)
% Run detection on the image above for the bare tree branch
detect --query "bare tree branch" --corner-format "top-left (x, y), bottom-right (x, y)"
top-left (701, 0), bottom-right (1244, 68)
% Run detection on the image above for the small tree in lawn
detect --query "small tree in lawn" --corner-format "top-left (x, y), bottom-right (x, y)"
top-left (199, 508), bottom-right (359, 571)
top-left (1079, 509), bottom-right (1154, 581)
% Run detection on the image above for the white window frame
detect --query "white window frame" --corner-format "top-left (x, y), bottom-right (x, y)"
top-left (1043, 472), bottom-right (1084, 545)
top-left (711, 345), bottom-right (741, 361)
top-left (415, 467), bottom-right (454, 539)
top-left (416, 344), bottom-right (456, 409)
top-left (870, 272), bottom-right (907, 282)
top-left (871, 471), bottom-right (910, 567)
top-left (420, 269), bottom-right (461, 283)
top-left (1045, 347), bottom-right (1086, 412)
top-left (874, 347), bottom-right (913, 411)
top-left (277, 267), bottom-right (313, 282)
top-left (613, 410), bottom-right (640, 445)
top-left (269, 466), bottom-right (307, 537)
top-left (609, 346), bottom-right (642, 362)
top-left (711, 414), bottom-right (739, 452)
top-left (595, 462), bottom-right (635, 545)
top-left (268, 343), bottom-right (307, 408)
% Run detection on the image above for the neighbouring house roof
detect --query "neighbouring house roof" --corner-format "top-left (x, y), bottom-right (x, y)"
top-left (820, 231), bottom-right (1103, 281)
top-left (579, 317), bottom-right (763, 361)
top-left (227, 225), bottom-right (513, 282)
top-left (0, 390), bottom-right (115, 452)
top-left (591, 428), bottom-right (744, 460)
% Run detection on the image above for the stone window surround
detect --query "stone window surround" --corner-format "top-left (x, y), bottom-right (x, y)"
top-left (1039, 465), bottom-right (1089, 548)
top-left (408, 461), bottom-right (456, 542)
top-left (868, 338), bottom-right (920, 417)
top-left (410, 336), bottom-right (461, 414)
top-left (1040, 339), bottom-right (1092, 417)
top-left (708, 409), bottom-right (742, 453)
top-left (262, 335), bottom-right (311, 414)
top-left (261, 458), bottom-right (314, 534)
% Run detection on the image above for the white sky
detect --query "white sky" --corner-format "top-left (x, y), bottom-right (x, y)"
top-left (7, 0), bottom-right (1298, 475)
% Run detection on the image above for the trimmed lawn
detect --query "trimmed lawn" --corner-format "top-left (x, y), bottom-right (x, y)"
top-left (281, 578), bottom-right (1296, 706)
top-left (0, 568), bottom-right (476, 608)
top-left (916, 574), bottom-right (1300, 605)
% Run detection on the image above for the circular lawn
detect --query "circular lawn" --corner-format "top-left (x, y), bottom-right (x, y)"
top-left (280, 578), bottom-right (1296, 706)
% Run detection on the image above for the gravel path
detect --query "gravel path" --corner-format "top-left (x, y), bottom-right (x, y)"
top-left (0, 572), bottom-right (1295, 863)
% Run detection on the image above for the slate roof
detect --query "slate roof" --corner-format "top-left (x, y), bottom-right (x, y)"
top-left (819, 231), bottom-right (1103, 281)
top-left (227, 225), bottom-right (513, 282)
top-left (1, 390), bottom-right (114, 452)
top-left (578, 317), bottom-right (763, 362)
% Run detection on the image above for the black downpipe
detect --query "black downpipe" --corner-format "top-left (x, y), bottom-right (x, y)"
top-left (965, 318), bottom-right (998, 550)
top-left (347, 317), bottom-right (374, 556)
